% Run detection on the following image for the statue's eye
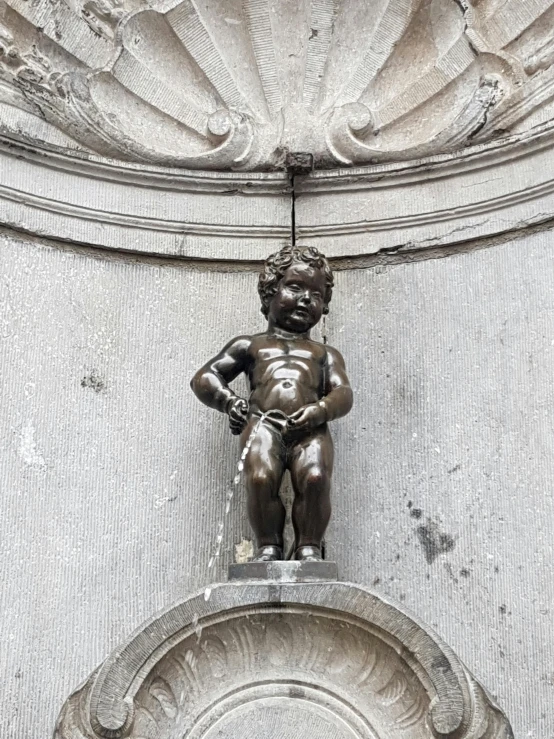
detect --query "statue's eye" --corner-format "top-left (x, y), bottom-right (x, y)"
top-left (312, 291), bottom-right (322, 299)
top-left (288, 283), bottom-right (301, 291)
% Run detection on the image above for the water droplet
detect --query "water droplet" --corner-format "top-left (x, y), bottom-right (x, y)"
top-left (234, 474), bottom-right (241, 485)
top-left (204, 587), bottom-right (212, 601)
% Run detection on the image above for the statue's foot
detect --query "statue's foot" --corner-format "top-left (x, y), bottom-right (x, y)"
top-left (252, 545), bottom-right (283, 562)
top-left (294, 545), bottom-right (323, 562)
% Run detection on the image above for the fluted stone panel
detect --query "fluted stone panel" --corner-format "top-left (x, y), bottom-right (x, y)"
top-left (0, 228), bottom-right (553, 737)
top-left (1, 0), bottom-right (554, 169)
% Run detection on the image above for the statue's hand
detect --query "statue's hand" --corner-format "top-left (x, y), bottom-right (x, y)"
top-left (287, 402), bottom-right (326, 435)
top-left (227, 397), bottom-right (249, 435)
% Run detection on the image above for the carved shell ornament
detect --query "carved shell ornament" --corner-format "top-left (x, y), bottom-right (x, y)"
top-left (0, 0), bottom-right (553, 170)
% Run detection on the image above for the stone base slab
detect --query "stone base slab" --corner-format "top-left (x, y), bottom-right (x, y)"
top-left (228, 560), bottom-right (338, 582)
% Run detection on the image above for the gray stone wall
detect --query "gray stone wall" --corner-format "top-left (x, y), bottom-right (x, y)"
top-left (1, 228), bottom-right (553, 737)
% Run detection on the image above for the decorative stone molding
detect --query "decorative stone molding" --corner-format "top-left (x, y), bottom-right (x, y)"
top-left (0, 0), bottom-right (553, 171)
top-left (3, 121), bottom-right (554, 259)
top-left (0, 135), bottom-right (290, 259)
top-left (54, 581), bottom-right (513, 739)
top-left (296, 119), bottom-right (554, 256)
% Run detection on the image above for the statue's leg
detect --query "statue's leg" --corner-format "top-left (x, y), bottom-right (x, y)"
top-left (242, 421), bottom-right (286, 555)
top-left (289, 426), bottom-right (334, 557)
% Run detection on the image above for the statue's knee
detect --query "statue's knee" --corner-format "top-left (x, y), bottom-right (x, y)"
top-left (249, 469), bottom-right (275, 491)
top-left (304, 466), bottom-right (326, 490)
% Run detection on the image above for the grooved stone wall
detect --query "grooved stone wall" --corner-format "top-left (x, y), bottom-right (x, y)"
top-left (1, 229), bottom-right (553, 738)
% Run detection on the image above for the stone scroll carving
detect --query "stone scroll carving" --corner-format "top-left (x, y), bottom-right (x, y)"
top-left (0, 0), bottom-right (554, 170)
top-left (54, 582), bottom-right (513, 739)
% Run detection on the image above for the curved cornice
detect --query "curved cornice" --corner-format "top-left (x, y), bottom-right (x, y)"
top-left (2, 121), bottom-right (554, 259)
top-left (0, 133), bottom-right (288, 191)
top-left (0, 133), bottom-right (291, 259)
top-left (296, 119), bottom-right (554, 255)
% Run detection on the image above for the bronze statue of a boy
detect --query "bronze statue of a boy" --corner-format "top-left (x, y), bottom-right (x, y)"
top-left (191, 245), bottom-right (352, 562)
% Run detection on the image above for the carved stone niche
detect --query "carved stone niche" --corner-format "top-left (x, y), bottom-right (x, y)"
top-left (2, 0), bottom-right (554, 170)
top-left (54, 582), bottom-right (513, 739)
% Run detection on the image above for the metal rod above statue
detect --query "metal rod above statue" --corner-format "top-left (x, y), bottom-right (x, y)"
top-left (191, 246), bottom-right (353, 563)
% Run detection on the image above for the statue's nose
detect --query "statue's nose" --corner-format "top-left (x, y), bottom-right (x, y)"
top-left (298, 291), bottom-right (311, 305)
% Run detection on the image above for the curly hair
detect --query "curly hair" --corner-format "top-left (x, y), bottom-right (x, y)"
top-left (258, 245), bottom-right (333, 317)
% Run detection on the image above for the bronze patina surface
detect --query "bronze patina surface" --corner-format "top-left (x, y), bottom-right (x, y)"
top-left (191, 246), bottom-right (353, 562)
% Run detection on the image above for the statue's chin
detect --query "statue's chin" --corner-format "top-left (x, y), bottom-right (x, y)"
top-left (285, 311), bottom-right (319, 332)
top-left (284, 320), bottom-right (313, 333)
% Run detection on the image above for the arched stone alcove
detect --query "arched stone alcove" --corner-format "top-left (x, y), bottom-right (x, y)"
top-left (0, 2), bottom-right (552, 738)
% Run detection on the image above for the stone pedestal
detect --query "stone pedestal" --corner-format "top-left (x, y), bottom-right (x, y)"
top-left (228, 560), bottom-right (338, 582)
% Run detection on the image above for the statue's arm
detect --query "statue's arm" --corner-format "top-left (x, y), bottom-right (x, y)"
top-left (190, 335), bottom-right (251, 414)
top-left (321, 346), bottom-right (353, 422)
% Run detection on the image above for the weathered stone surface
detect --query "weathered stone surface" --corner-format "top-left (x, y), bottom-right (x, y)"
top-left (54, 581), bottom-right (512, 739)
top-left (1, 229), bottom-right (553, 738)
top-left (0, 1), bottom-right (554, 169)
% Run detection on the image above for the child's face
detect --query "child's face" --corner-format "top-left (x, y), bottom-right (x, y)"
top-left (268, 262), bottom-right (327, 332)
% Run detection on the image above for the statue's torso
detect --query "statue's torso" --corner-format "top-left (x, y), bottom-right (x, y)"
top-left (247, 334), bottom-right (327, 416)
